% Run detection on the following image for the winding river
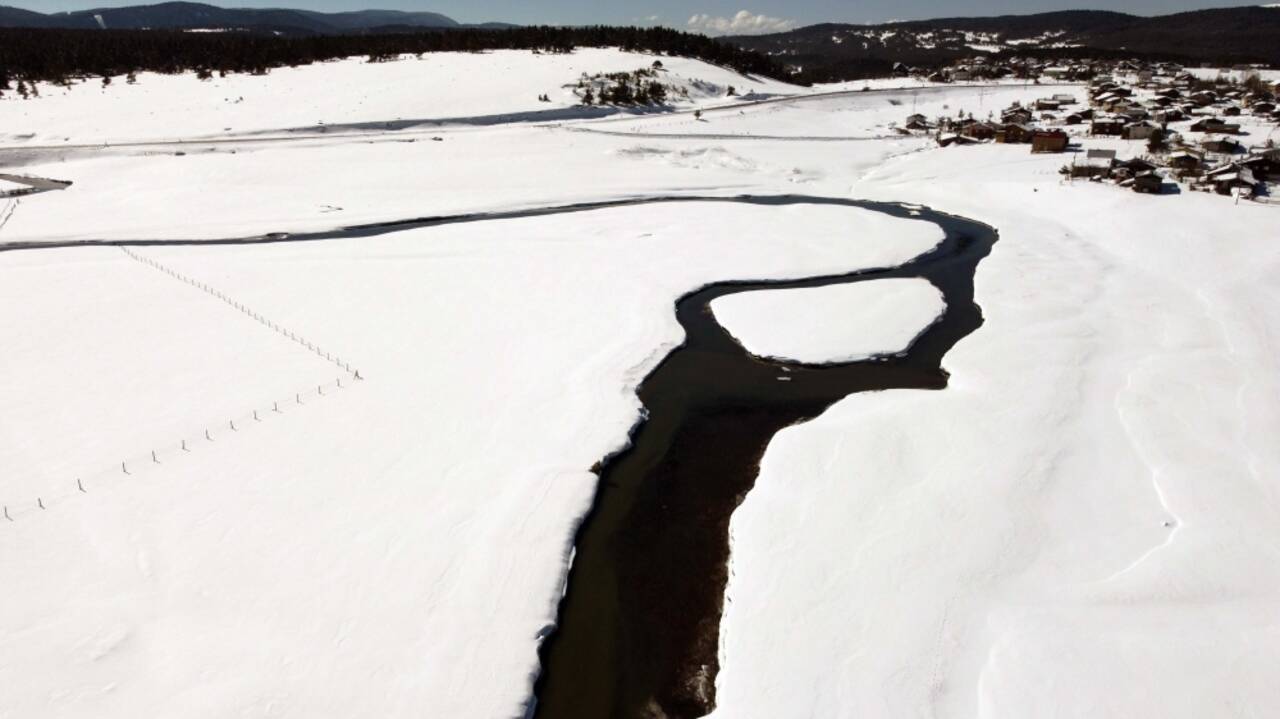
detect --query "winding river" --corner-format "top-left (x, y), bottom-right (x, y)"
top-left (0, 195), bottom-right (995, 719)
top-left (528, 198), bottom-right (996, 719)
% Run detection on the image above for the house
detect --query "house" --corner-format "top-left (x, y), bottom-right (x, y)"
top-left (1114, 157), bottom-right (1158, 176)
top-left (1252, 101), bottom-right (1276, 116)
top-left (1204, 164), bottom-right (1258, 196)
top-left (937, 133), bottom-right (980, 147)
top-left (958, 121), bottom-right (998, 141)
top-left (1068, 151), bottom-right (1113, 177)
top-left (1043, 66), bottom-right (1072, 79)
top-left (1189, 118), bottom-right (1240, 134)
top-left (1133, 171), bottom-right (1165, 194)
top-left (1190, 91), bottom-right (1217, 106)
top-left (1090, 117), bottom-right (1126, 136)
top-left (997, 124), bottom-right (1035, 144)
top-left (1223, 105), bottom-right (1242, 117)
top-left (1001, 107), bottom-right (1033, 125)
top-left (1202, 137), bottom-right (1242, 154)
top-left (1120, 106), bottom-right (1150, 121)
top-left (1052, 93), bottom-right (1077, 104)
top-left (1123, 121), bottom-right (1158, 141)
top-left (1168, 149), bottom-right (1205, 172)
top-left (1035, 98), bottom-right (1062, 111)
top-left (1241, 152), bottom-right (1280, 180)
top-left (904, 113), bottom-right (930, 130)
top-left (1085, 148), bottom-right (1116, 169)
top-left (1030, 130), bottom-right (1068, 153)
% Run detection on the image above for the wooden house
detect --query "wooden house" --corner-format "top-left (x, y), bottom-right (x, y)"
top-left (1031, 130), bottom-right (1069, 153)
top-left (996, 124), bottom-right (1035, 144)
top-left (1123, 121), bottom-right (1158, 141)
top-left (958, 121), bottom-right (998, 141)
top-left (1133, 172), bottom-right (1164, 193)
top-left (1001, 107), bottom-right (1033, 125)
top-left (1204, 164), bottom-right (1258, 196)
top-left (1090, 117), bottom-right (1126, 136)
top-left (1202, 137), bottom-right (1242, 154)
top-left (1189, 118), bottom-right (1240, 134)
top-left (1168, 150), bottom-right (1205, 172)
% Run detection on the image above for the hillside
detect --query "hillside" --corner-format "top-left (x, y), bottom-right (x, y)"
top-left (0, 25), bottom-right (795, 86)
top-left (727, 6), bottom-right (1280, 81)
top-left (0, 1), bottom-right (466, 33)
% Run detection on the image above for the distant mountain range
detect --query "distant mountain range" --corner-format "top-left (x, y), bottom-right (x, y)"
top-left (0, 1), bottom-right (513, 34)
top-left (726, 6), bottom-right (1280, 80)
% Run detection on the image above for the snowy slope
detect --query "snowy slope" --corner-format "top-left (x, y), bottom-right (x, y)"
top-left (0, 48), bottom-right (797, 145)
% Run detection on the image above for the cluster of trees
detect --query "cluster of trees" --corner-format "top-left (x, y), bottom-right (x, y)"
top-left (0, 25), bottom-right (797, 95)
top-left (578, 67), bottom-right (680, 106)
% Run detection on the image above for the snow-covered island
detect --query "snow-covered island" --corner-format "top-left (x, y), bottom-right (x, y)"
top-left (711, 278), bottom-right (946, 363)
top-left (2, 43), bottom-right (1279, 719)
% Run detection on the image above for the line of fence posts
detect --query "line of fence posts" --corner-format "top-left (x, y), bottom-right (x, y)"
top-left (0, 248), bottom-right (375, 524)
top-left (117, 246), bottom-right (361, 380)
top-left (5, 373), bottom-right (356, 523)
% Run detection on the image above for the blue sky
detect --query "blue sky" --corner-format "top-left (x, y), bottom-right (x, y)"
top-left (9, 0), bottom-right (1255, 31)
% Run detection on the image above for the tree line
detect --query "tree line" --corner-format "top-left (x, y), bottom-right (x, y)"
top-left (0, 26), bottom-right (800, 93)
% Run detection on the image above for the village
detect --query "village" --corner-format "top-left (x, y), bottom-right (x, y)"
top-left (902, 57), bottom-right (1280, 201)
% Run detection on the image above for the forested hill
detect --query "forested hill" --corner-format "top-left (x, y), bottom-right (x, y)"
top-left (0, 25), bottom-right (798, 89)
top-left (0, 2), bottom-right (465, 33)
top-left (726, 6), bottom-right (1280, 81)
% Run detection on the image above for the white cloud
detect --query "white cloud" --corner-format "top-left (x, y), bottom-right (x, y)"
top-left (687, 10), bottom-right (797, 36)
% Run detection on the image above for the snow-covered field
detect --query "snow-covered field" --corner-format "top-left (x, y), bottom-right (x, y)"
top-left (2, 48), bottom-right (1279, 718)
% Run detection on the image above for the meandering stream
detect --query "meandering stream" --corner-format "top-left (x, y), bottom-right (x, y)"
top-left (0, 194), bottom-right (995, 719)
top-left (528, 198), bottom-right (996, 719)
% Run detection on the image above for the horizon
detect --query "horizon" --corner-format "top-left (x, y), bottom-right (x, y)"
top-left (3, 0), bottom-right (1265, 33)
